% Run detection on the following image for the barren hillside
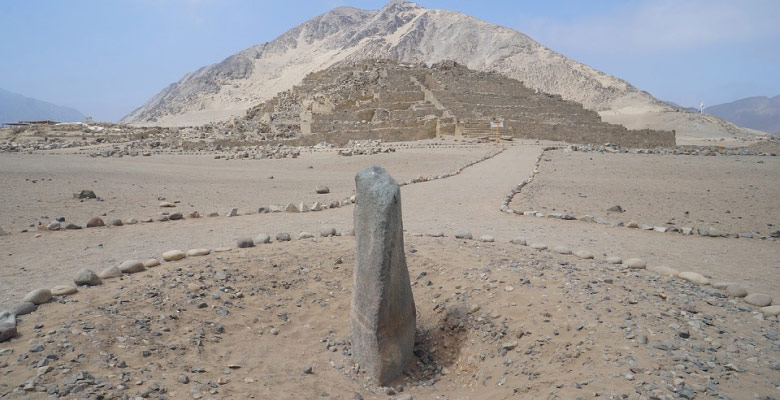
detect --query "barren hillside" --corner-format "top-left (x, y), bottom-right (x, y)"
top-left (121, 1), bottom-right (756, 139)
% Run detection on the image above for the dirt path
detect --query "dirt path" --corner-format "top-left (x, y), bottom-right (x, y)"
top-left (2, 144), bottom-right (779, 309)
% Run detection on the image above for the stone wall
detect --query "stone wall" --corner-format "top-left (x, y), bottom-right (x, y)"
top-left (227, 60), bottom-right (675, 148)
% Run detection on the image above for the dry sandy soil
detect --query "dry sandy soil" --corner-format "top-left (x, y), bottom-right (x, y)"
top-left (1, 139), bottom-right (779, 399)
top-left (511, 151), bottom-right (780, 236)
top-left (0, 144), bottom-right (494, 233)
top-left (1, 237), bottom-right (779, 399)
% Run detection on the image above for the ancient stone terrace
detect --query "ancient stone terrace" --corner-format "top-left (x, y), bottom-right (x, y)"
top-left (227, 60), bottom-right (674, 147)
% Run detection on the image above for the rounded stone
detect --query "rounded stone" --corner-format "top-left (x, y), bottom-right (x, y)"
top-left (744, 293), bottom-right (772, 307)
top-left (298, 232), bottom-right (314, 239)
top-left (574, 250), bottom-right (594, 259)
top-left (168, 212), bottom-right (183, 220)
top-left (648, 265), bottom-right (679, 277)
top-left (163, 250), bottom-right (187, 261)
top-left (510, 237), bottom-right (527, 245)
top-left (425, 230), bottom-right (444, 238)
top-left (74, 269), bottom-right (101, 286)
top-left (530, 243), bottom-right (547, 250)
top-left (276, 233), bottom-right (291, 242)
top-left (624, 258), bottom-right (647, 269)
top-left (159, 201), bottom-right (175, 208)
top-left (236, 238), bottom-right (255, 248)
top-left (254, 233), bottom-right (271, 244)
top-left (125, 218), bottom-right (139, 225)
top-left (23, 288), bottom-right (52, 305)
top-left (725, 285), bottom-right (748, 298)
top-left (320, 228), bottom-right (337, 238)
top-left (118, 260), bottom-right (145, 274)
top-left (479, 235), bottom-right (495, 243)
top-left (143, 258), bottom-right (161, 268)
top-left (98, 266), bottom-right (122, 279)
top-left (187, 248), bottom-right (211, 257)
top-left (605, 256), bottom-right (622, 264)
top-left (454, 231), bottom-right (473, 240)
top-left (51, 285), bottom-right (77, 296)
top-left (678, 271), bottom-right (710, 285)
top-left (553, 246), bottom-right (572, 255)
top-left (10, 302), bottom-right (36, 316)
top-left (712, 282), bottom-right (733, 290)
top-left (86, 217), bottom-right (105, 228)
top-left (315, 185), bottom-right (330, 194)
top-left (761, 305), bottom-right (780, 317)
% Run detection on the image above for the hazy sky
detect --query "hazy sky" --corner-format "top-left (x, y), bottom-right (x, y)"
top-left (1, 0), bottom-right (778, 122)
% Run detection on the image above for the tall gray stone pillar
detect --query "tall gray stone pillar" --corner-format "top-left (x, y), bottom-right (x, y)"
top-left (351, 166), bottom-right (416, 385)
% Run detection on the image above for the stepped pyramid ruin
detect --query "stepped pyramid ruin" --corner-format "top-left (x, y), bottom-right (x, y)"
top-left (217, 60), bottom-right (674, 147)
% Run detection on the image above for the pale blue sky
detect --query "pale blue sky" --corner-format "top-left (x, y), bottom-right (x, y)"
top-left (1, 0), bottom-right (778, 121)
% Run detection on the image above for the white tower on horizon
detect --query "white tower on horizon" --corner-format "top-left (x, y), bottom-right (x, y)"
top-left (700, 102), bottom-right (705, 114)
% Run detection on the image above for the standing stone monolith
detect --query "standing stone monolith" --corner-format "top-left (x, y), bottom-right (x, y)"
top-left (351, 166), bottom-right (416, 386)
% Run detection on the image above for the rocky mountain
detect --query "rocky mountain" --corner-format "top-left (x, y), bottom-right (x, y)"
top-left (706, 96), bottom-right (780, 134)
top-left (121, 0), bottom-right (753, 139)
top-left (0, 88), bottom-right (85, 123)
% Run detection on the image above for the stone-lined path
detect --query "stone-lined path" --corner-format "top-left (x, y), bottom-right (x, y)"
top-left (2, 144), bottom-right (779, 309)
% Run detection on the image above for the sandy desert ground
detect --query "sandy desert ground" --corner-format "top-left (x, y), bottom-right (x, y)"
top-left (1, 137), bottom-right (779, 399)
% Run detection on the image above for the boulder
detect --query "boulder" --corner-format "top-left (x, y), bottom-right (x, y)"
top-left (605, 256), bottom-right (622, 264)
top-left (320, 228), bottom-right (337, 238)
top-left (143, 258), bottom-right (161, 268)
top-left (74, 269), bottom-right (101, 286)
top-left (163, 250), bottom-right (186, 261)
top-left (350, 166), bottom-right (416, 386)
top-left (574, 250), bottom-right (594, 259)
top-left (454, 231), bottom-right (472, 240)
top-left (648, 265), bottom-right (679, 277)
top-left (187, 248), bottom-right (211, 256)
top-left (78, 190), bottom-right (97, 199)
top-left (254, 233), bottom-right (272, 244)
top-left (510, 237), bottom-right (527, 245)
top-left (553, 246), bottom-right (572, 255)
top-left (86, 217), bottom-right (105, 228)
top-left (276, 233), bottom-right (291, 242)
top-left (98, 266), bottom-right (122, 279)
top-left (678, 271), bottom-right (710, 285)
top-left (0, 312), bottom-right (17, 342)
top-left (169, 212), bottom-right (183, 220)
top-left (744, 293), bottom-right (772, 307)
top-left (118, 260), bottom-right (145, 274)
top-left (10, 302), bottom-right (36, 316)
top-left (23, 288), bottom-right (52, 305)
top-left (760, 305), bottom-right (780, 317)
top-left (624, 258), bottom-right (647, 269)
top-left (315, 185), bottom-right (330, 194)
top-left (237, 238), bottom-right (254, 248)
top-left (725, 285), bottom-right (748, 298)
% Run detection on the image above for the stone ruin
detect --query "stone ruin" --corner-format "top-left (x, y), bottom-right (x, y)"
top-left (350, 166), bottom-right (416, 385)
top-left (222, 59), bottom-right (675, 148)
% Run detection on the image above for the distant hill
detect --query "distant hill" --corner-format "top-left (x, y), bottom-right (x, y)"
top-left (120, 0), bottom-right (754, 140)
top-left (0, 88), bottom-right (85, 123)
top-left (706, 96), bottom-right (780, 134)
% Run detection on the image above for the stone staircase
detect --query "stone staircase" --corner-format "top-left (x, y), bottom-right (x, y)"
top-left (220, 59), bottom-right (674, 147)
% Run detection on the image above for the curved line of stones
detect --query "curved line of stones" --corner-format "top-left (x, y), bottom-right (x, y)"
top-left (4, 228), bottom-right (777, 345)
top-left (31, 147), bottom-right (506, 234)
top-left (500, 147), bottom-right (777, 241)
